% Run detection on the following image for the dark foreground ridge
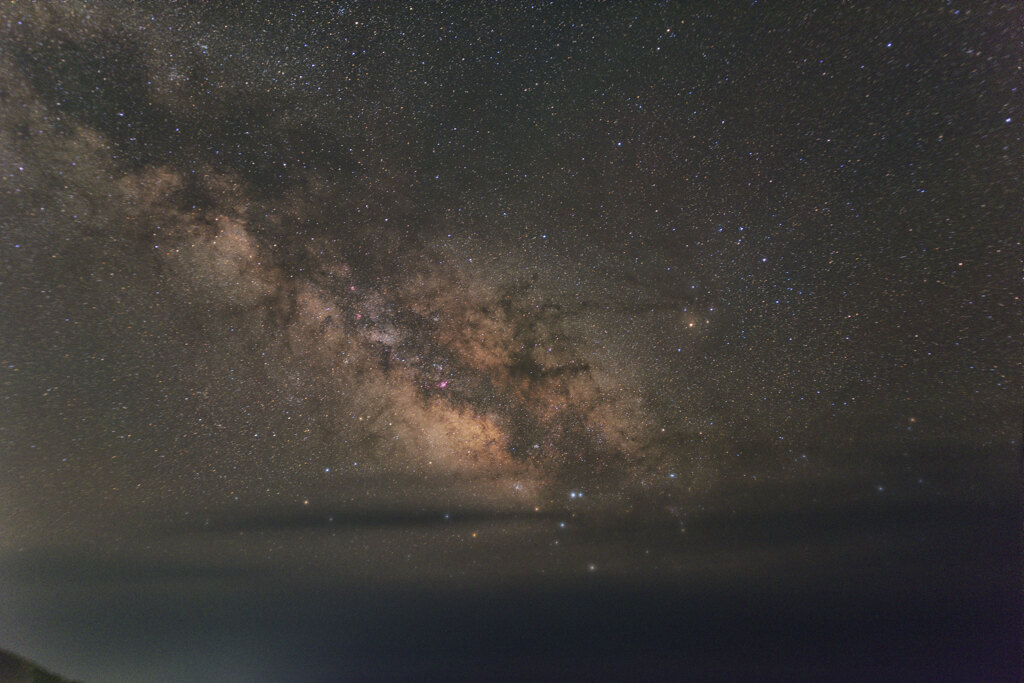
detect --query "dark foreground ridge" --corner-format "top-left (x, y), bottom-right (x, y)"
top-left (0, 649), bottom-right (79, 683)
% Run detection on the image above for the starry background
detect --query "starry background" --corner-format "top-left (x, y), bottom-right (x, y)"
top-left (0, 1), bottom-right (1020, 680)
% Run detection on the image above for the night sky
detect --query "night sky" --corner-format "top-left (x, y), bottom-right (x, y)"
top-left (0, 1), bottom-right (1020, 681)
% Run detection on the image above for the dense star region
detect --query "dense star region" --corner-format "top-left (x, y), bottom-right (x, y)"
top-left (0, 2), bottom-right (1019, 681)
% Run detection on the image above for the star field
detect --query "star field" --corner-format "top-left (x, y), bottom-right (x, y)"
top-left (0, 2), bottom-right (1019, 680)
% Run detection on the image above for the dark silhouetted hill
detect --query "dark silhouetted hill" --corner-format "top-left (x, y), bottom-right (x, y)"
top-left (0, 649), bottom-right (78, 683)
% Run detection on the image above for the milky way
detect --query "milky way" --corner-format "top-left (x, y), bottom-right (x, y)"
top-left (2, 0), bottom-right (1018, 547)
top-left (0, 2), bottom-right (1019, 680)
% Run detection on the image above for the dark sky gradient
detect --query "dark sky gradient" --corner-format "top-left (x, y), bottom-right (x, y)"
top-left (0, 2), bottom-right (1020, 681)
